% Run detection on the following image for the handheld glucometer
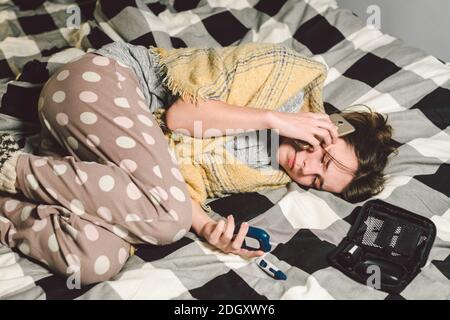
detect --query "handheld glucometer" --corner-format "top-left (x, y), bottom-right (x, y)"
top-left (234, 224), bottom-right (272, 252)
top-left (244, 226), bottom-right (272, 252)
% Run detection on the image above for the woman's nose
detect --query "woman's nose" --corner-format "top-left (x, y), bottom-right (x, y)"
top-left (301, 151), bottom-right (323, 174)
top-left (301, 161), bottom-right (320, 175)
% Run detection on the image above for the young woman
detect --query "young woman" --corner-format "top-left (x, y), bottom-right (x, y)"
top-left (0, 42), bottom-right (395, 285)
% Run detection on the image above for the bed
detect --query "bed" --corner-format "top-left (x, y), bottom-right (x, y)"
top-left (0, 0), bottom-right (449, 300)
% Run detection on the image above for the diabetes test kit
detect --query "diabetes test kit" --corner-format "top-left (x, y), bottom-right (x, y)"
top-left (328, 199), bottom-right (436, 294)
top-left (237, 199), bottom-right (435, 290)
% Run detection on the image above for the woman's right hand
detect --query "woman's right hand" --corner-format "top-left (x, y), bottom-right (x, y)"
top-left (199, 215), bottom-right (265, 259)
top-left (268, 111), bottom-right (338, 150)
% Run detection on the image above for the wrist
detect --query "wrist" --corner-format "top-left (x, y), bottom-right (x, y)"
top-left (191, 199), bottom-right (214, 236)
top-left (266, 110), bottom-right (279, 130)
top-left (192, 217), bottom-right (213, 237)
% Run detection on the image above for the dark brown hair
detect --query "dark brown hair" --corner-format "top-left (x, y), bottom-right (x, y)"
top-left (338, 107), bottom-right (398, 203)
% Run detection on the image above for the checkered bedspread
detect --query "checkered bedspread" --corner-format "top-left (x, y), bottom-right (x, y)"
top-left (0, 0), bottom-right (449, 300)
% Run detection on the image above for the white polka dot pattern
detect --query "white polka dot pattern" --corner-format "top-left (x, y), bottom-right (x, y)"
top-left (46, 188), bottom-right (58, 199)
top-left (114, 97), bottom-right (130, 108)
top-left (116, 136), bottom-right (136, 149)
top-left (141, 235), bottom-right (158, 245)
top-left (113, 225), bottom-right (129, 238)
top-left (99, 175), bottom-right (115, 192)
top-left (116, 72), bottom-right (126, 81)
top-left (84, 224), bottom-right (99, 241)
top-left (82, 71), bottom-right (101, 82)
top-left (53, 164), bottom-right (67, 175)
top-left (32, 219), bottom-right (47, 232)
top-left (67, 136), bottom-right (79, 150)
top-left (171, 167), bottom-right (184, 182)
top-left (136, 87), bottom-right (145, 99)
top-left (126, 183), bottom-right (142, 200)
top-left (168, 209), bottom-right (179, 221)
top-left (4, 199), bottom-right (19, 212)
top-left (70, 199), bottom-right (85, 215)
top-left (79, 91), bottom-right (98, 103)
top-left (114, 116), bottom-right (134, 128)
top-left (34, 158), bottom-right (48, 167)
top-left (125, 214), bottom-right (141, 222)
top-left (0, 216), bottom-right (10, 224)
top-left (94, 256), bottom-right (110, 275)
top-left (19, 241), bottom-right (30, 255)
top-left (86, 134), bottom-right (100, 147)
top-left (120, 159), bottom-right (137, 173)
top-left (137, 114), bottom-right (153, 127)
top-left (75, 169), bottom-right (88, 185)
top-left (52, 91), bottom-right (66, 103)
top-left (48, 234), bottom-right (59, 252)
top-left (138, 100), bottom-right (148, 110)
top-left (142, 132), bottom-right (155, 145)
top-left (155, 186), bottom-right (168, 201)
top-left (173, 229), bottom-right (187, 242)
top-left (26, 174), bottom-right (39, 190)
top-left (170, 186), bottom-right (186, 202)
top-left (92, 56), bottom-right (109, 66)
top-left (20, 206), bottom-right (32, 221)
top-left (118, 248), bottom-right (128, 264)
top-left (56, 113), bottom-right (69, 126)
top-left (168, 148), bottom-right (178, 164)
top-left (66, 254), bottom-right (80, 268)
top-left (56, 70), bottom-right (70, 81)
top-left (23, 52), bottom-right (197, 274)
top-left (152, 165), bottom-right (162, 178)
top-left (97, 207), bottom-right (112, 222)
top-left (80, 112), bottom-right (98, 125)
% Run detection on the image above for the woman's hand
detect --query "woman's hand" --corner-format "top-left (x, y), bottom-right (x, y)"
top-left (268, 111), bottom-right (338, 150)
top-left (199, 215), bottom-right (265, 259)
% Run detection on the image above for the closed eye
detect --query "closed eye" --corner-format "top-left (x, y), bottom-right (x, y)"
top-left (311, 152), bottom-right (328, 189)
top-left (311, 175), bottom-right (319, 188)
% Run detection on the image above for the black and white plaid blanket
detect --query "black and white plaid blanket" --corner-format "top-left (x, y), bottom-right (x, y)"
top-left (0, 0), bottom-right (449, 300)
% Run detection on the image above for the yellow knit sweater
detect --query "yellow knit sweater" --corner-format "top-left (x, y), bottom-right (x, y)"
top-left (150, 43), bottom-right (327, 210)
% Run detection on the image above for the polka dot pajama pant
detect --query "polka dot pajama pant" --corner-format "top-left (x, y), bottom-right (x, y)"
top-left (0, 53), bottom-right (192, 285)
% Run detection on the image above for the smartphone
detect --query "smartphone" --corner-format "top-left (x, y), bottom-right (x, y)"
top-left (293, 113), bottom-right (355, 150)
top-left (330, 113), bottom-right (355, 137)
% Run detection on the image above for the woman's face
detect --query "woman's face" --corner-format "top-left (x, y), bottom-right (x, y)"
top-left (277, 137), bottom-right (358, 193)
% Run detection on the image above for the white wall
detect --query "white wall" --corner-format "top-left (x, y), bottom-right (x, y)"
top-left (336, 0), bottom-right (450, 62)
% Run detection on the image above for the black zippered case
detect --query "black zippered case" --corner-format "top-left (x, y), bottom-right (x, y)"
top-left (328, 199), bottom-right (436, 294)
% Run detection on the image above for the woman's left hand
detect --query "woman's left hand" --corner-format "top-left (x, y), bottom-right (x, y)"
top-left (268, 111), bottom-right (338, 150)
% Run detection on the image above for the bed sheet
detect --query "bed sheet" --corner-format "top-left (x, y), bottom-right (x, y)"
top-left (0, 0), bottom-right (449, 300)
